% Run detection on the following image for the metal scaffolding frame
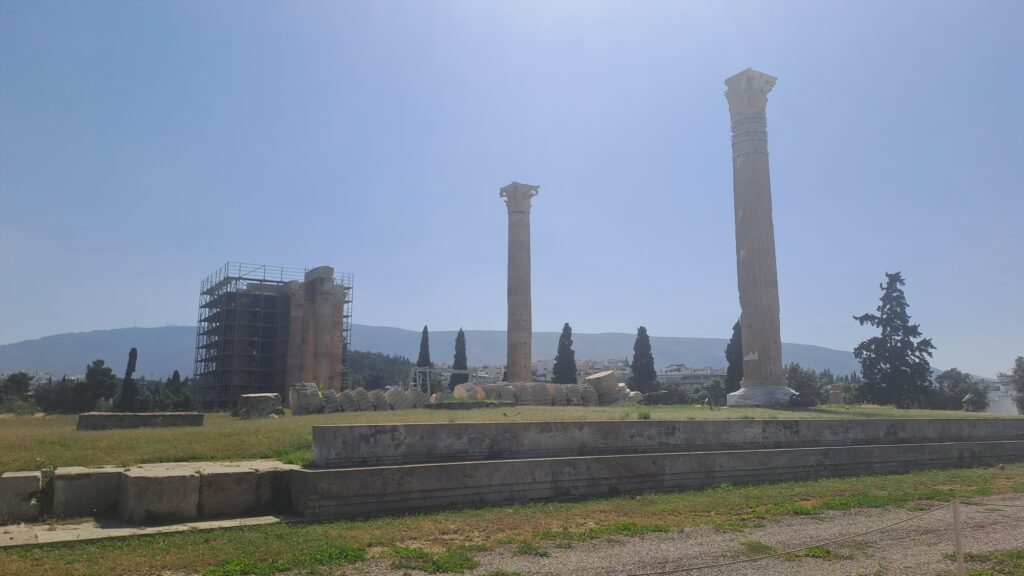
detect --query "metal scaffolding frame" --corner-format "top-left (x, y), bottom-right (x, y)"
top-left (193, 262), bottom-right (353, 410)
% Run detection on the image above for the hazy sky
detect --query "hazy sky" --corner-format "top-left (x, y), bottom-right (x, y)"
top-left (1, 1), bottom-right (1021, 376)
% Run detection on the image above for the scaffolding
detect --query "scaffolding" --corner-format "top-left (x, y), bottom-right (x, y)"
top-left (193, 262), bottom-right (354, 410)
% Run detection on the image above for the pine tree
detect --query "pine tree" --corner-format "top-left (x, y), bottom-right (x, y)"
top-left (724, 319), bottom-right (743, 394)
top-left (629, 326), bottom-right (658, 393)
top-left (416, 325), bottom-right (432, 368)
top-left (853, 272), bottom-right (935, 408)
top-left (117, 348), bottom-right (139, 412)
top-left (449, 328), bottom-right (469, 389)
top-left (552, 323), bottom-right (577, 384)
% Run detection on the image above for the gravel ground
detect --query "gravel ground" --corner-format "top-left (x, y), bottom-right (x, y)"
top-left (346, 493), bottom-right (1024, 576)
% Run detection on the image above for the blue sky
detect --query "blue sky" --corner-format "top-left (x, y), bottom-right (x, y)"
top-left (1, 0), bottom-right (1021, 377)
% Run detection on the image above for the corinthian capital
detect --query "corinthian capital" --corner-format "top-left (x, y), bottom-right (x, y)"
top-left (725, 68), bottom-right (777, 118)
top-left (500, 181), bottom-right (540, 213)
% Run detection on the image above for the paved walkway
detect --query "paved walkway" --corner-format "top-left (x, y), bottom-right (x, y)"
top-left (350, 493), bottom-right (1024, 576)
top-left (0, 515), bottom-right (279, 547)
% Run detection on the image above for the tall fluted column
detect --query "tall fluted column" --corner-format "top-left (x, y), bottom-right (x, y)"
top-left (724, 68), bottom-right (795, 406)
top-left (500, 181), bottom-right (539, 383)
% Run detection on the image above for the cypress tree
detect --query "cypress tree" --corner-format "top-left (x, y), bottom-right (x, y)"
top-left (853, 272), bottom-right (935, 408)
top-left (724, 319), bottom-right (743, 394)
top-left (552, 323), bottom-right (577, 384)
top-left (629, 326), bottom-right (658, 393)
top-left (449, 328), bottom-right (469, 389)
top-left (416, 325), bottom-right (432, 368)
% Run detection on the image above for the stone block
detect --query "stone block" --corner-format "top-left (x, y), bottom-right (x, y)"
top-left (237, 393), bottom-right (283, 419)
top-left (53, 466), bottom-right (121, 518)
top-left (119, 466), bottom-right (199, 524)
top-left (829, 390), bottom-right (846, 405)
top-left (322, 390), bottom-right (340, 413)
top-left (288, 383), bottom-right (323, 415)
top-left (352, 388), bottom-right (374, 411)
top-left (368, 390), bottom-right (390, 411)
top-left (198, 465), bottom-right (259, 518)
top-left (77, 412), bottom-right (204, 431)
top-left (338, 390), bottom-right (359, 411)
top-left (0, 471), bottom-right (41, 523)
top-left (407, 388), bottom-right (426, 408)
top-left (547, 384), bottom-right (567, 406)
top-left (452, 384), bottom-right (477, 400)
top-left (253, 464), bottom-right (296, 514)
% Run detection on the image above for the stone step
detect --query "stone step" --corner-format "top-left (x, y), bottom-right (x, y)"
top-left (312, 418), bottom-right (1024, 468)
top-left (292, 439), bottom-right (1024, 521)
top-left (52, 460), bottom-right (297, 525)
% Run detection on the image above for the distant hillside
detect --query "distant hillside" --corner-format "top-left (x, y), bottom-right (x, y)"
top-left (0, 325), bottom-right (861, 377)
top-left (0, 326), bottom-right (198, 378)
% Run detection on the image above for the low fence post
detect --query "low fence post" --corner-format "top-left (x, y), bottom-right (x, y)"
top-left (953, 499), bottom-right (965, 576)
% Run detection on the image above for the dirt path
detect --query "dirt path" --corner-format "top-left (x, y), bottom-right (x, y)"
top-left (350, 493), bottom-right (1024, 576)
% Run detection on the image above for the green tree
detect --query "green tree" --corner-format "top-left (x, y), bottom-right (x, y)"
top-left (164, 370), bottom-right (194, 411)
top-left (818, 368), bottom-right (835, 387)
top-left (2, 372), bottom-right (33, 400)
top-left (724, 319), bottom-right (743, 394)
top-left (784, 363), bottom-right (822, 404)
top-left (1, 371), bottom-right (36, 414)
top-left (1009, 356), bottom-right (1024, 414)
top-left (117, 347), bottom-right (139, 412)
top-left (77, 359), bottom-right (117, 412)
top-left (853, 272), bottom-right (936, 408)
top-left (552, 323), bottom-right (577, 384)
top-left (449, 328), bottom-right (469, 389)
top-left (416, 325), bottom-right (432, 368)
top-left (629, 326), bottom-right (658, 394)
top-left (934, 368), bottom-right (989, 412)
top-left (347, 351), bottom-right (414, 390)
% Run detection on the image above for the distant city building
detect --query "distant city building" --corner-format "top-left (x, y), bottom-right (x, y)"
top-left (193, 262), bottom-right (353, 410)
top-left (987, 373), bottom-right (1020, 415)
top-left (658, 364), bottom-right (727, 388)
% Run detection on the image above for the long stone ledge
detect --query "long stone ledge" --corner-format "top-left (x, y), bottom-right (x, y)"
top-left (76, 412), bottom-right (205, 431)
top-left (294, 440), bottom-right (1024, 520)
top-left (312, 418), bottom-right (1024, 468)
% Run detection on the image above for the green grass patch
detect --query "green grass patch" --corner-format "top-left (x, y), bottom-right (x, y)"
top-left (941, 548), bottom-right (1024, 575)
top-left (536, 521), bottom-right (671, 544)
top-left (389, 545), bottom-right (479, 573)
top-left (796, 545), bottom-right (851, 561)
top-left (514, 542), bottom-right (550, 557)
top-left (738, 539), bottom-right (776, 557)
top-left (201, 543), bottom-right (364, 576)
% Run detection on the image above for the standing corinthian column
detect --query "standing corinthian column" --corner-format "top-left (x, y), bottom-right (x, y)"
top-left (500, 181), bottom-right (539, 383)
top-left (724, 69), bottom-right (795, 407)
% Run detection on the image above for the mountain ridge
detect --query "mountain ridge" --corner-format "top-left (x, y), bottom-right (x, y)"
top-left (0, 325), bottom-right (861, 378)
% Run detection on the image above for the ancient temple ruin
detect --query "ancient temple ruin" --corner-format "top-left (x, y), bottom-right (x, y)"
top-left (193, 262), bottom-right (353, 409)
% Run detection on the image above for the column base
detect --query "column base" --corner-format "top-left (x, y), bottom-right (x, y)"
top-left (726, 385), bottom-right (798, 407)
